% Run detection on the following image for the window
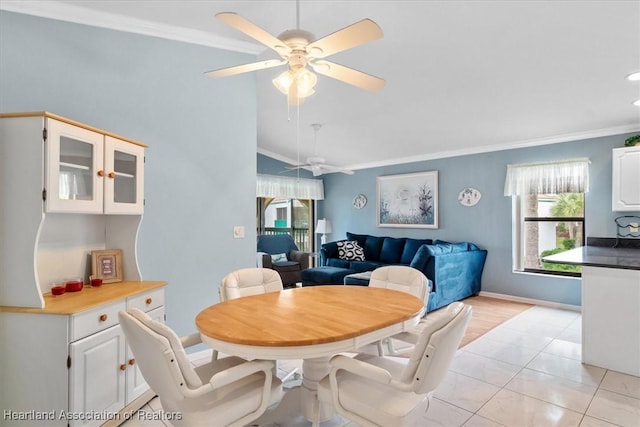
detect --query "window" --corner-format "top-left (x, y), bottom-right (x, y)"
top-left (516, 193), bottom-right (584, 276)
top-left (255, 174), bottom-right (324, 253)
top-left (505, 158), bottom-right (589, 277)
top-left (257, 197), bottom-right (313, 251)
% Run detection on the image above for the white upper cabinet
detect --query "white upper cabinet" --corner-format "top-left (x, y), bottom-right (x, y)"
top-left (612, 146), bottom-right (640, 211)
top-left (104, 136), bottom-right (144, 214)
top-left (46, 119), bottom-right (144, 214)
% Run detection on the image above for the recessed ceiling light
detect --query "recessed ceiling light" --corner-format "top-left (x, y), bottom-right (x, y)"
top-left (628, 72), bottom-right (640, 81)
top-left (634, 99), bottom-right (640, 106)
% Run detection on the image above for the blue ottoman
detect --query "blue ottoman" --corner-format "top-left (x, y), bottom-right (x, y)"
top-left (343, 271), bottom-right (372, 286)
top-left (301, 266), bottom-right (355, 286)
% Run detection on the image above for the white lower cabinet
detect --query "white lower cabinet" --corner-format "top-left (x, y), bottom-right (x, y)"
top-left (69, 325), bottom-right (126, 427)
top-left (67, 290), bottom-right (165, 427)
top-left (0, 283), bottom-right (165, 427)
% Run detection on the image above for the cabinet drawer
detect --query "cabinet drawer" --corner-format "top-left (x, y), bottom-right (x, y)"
top-left (71, 300), bottom-right (125, 342)
top-left (127, 288), bottom-right (164, 312)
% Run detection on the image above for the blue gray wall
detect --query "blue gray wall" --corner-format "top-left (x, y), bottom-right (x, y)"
top-left (1, 11), bottom-right (258, 336)
top-left (261, 134), bottom-right (639, 307)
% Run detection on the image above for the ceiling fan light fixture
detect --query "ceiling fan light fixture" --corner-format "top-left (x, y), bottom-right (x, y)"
top-left (626, 72), bottom-right (640, 81)
top-left (272, 68), bottom-right (317, 98)
top-left (295, 68), bottom-right (318, 97)
top-left (272, 70), bottom-right (295, 95)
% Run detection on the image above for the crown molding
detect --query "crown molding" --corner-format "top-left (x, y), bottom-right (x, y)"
top-left (257, 147), bottom-right (299, 165)
top-left (260, 124), bottom-right (640, 173)
top-left (0, 0), bottom-right (263, 54)
top-left (344, 123), bottom-right (640, 171)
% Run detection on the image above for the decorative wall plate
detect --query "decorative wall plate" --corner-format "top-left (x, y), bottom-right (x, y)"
top-left (353, 194), bottom-right (367, 209)
top-left (458, 188), bottom-right (482, 207)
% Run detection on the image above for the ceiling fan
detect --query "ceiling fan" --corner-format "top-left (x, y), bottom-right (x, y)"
top-left (205, 1), bottom-right (385, 105)
top-left (286, 124), bottom-right (354, 176)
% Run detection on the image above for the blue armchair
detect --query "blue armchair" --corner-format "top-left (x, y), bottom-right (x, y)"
top-left (257, 234), bottom-right (310, 287)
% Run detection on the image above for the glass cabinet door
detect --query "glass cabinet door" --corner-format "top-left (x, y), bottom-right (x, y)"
top-left (45, 119), bottom-right (104, 213)
top-left (104, 136), bottom-right (144, 214)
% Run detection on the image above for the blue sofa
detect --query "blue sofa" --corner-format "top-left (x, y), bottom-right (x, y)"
top-left (301, 232), bottom-right (488, 312)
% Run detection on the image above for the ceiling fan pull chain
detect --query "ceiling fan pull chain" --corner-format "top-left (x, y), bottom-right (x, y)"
top-left (296, 100), bottom-right (301, 181)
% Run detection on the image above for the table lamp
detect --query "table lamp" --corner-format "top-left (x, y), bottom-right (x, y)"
top-left (316, 219), bottom-right (332, 245)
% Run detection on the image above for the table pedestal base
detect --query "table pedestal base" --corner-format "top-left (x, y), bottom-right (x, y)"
top-left (251, 356), bottom-right (335, 425)
top-left (301, 356), bottom-right (334, 421)
top-left (251, 357), bottom-right (335, 426)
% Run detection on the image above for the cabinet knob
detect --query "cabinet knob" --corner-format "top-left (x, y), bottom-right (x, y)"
top-left (107, 172), bottom-right (116, 179)
top-left (119, 364), bottom-right (126, 371)
top-left (99, 314), bottom-right (108, 322)
top-left (97, 170), bottom-right (105, 177)
top-left (145, 298), bottom-right (152, 305)
top-left (128, 358), bottom-right (136, 366)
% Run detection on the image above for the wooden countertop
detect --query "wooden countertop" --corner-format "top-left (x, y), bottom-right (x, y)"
top-left (0, 281), bottom-right (166, 314)
top-left (0, 111), bottom-right (148, 147)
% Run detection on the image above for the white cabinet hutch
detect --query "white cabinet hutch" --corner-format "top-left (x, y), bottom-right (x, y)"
top-left (612, 145), bottom-right (640, 211)
top-left (0, 112), bottom-right (166, 427)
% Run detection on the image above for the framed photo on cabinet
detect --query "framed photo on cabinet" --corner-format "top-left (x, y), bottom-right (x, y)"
top-left (91, 249), bottom-right (123, 283)
top-left (377, 171), bottom-right (438, 228)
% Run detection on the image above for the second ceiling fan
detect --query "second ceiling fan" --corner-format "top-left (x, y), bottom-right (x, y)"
top-left (206, 2), bottom-right (385, 104)
top-left (286, 124), bottom-right (354, 176)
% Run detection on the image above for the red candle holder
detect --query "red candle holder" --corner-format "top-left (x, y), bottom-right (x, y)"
top-left (51, 285), bottom-right (66, 296)
top-left (65, 279), bottom-right (83, 292)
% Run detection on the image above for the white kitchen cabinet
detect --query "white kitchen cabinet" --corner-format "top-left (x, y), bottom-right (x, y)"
top-left (612, 146), bottom-right (640, 211)
top-left (45, 118), bottom-right (145, 215)
top-left (67, 293), bottom-right (165, 427)
top-left (0, 283), bottom-right (166, 427)
top-left (0, 112), bottom-right (147, 309)
top-left (0, 112), bottom-right (164, 427)
top-left (69, 322), bottom-right (127, 427)
top-left (582, 266), bottom-right (640, 376)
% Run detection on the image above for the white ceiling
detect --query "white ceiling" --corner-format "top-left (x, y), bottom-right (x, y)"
top-left (4, 0), bottom-right (640, 171)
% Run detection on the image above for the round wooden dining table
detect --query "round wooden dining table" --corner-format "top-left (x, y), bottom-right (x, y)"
top-left (196, 285), bottom-right (424, 422)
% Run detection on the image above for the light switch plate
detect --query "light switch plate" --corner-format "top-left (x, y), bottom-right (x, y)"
top-left (233, 226), bottom-right (245, 238)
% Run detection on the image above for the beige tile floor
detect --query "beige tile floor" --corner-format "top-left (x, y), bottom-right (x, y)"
top-left (122, 306), bottom-right (640, 426)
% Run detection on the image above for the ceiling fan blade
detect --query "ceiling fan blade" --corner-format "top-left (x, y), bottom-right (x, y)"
top-left (205, 59), bottom-right (286, 78)
top-left (339, 168), bottom-right (355, 175)
top-left (320, 164), bottom-right (355, 175)
top-left (311, 60), bottom-right (385, 92)
top-left (215, 12), bottom-right (290, 55)
top-left (306, 19), bottom-right (383, 59)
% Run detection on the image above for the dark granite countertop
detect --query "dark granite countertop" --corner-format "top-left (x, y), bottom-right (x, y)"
top-left (542, 245), bottom-right (640, 271)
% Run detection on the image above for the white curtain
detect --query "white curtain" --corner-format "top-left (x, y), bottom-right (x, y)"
top-left (504, 158), bottom-right (590, 196)
top-left (256, 174), bottom-right (324, 200)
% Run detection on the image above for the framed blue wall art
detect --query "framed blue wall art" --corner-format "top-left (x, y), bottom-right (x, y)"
top-left (377, 171), bottom-right (439, 228)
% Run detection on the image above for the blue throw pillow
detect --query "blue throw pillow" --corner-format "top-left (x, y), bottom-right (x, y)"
top-left (380, 237), bottom-right (406, 264)
top-left (364, 235), bottom-right (384, 260)
top-left (401, 238), bottom-right (433, 264)
top-left (346, 232), bottom-right (368, 249)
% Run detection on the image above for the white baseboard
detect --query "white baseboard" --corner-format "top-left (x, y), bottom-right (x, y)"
top-left (478, 291), bottom-right (582, 312)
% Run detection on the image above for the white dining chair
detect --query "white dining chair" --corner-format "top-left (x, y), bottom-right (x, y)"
top-left (119, 308), bottom-right (283, 427)
top-left (364, 265), bottom-right (431, 355)
top-left (219, 267), bottom-right (300, 382)
top-left (219, 267), bottom-right (284, 301)
top-left (314, 302), bottom-right (472, 427)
